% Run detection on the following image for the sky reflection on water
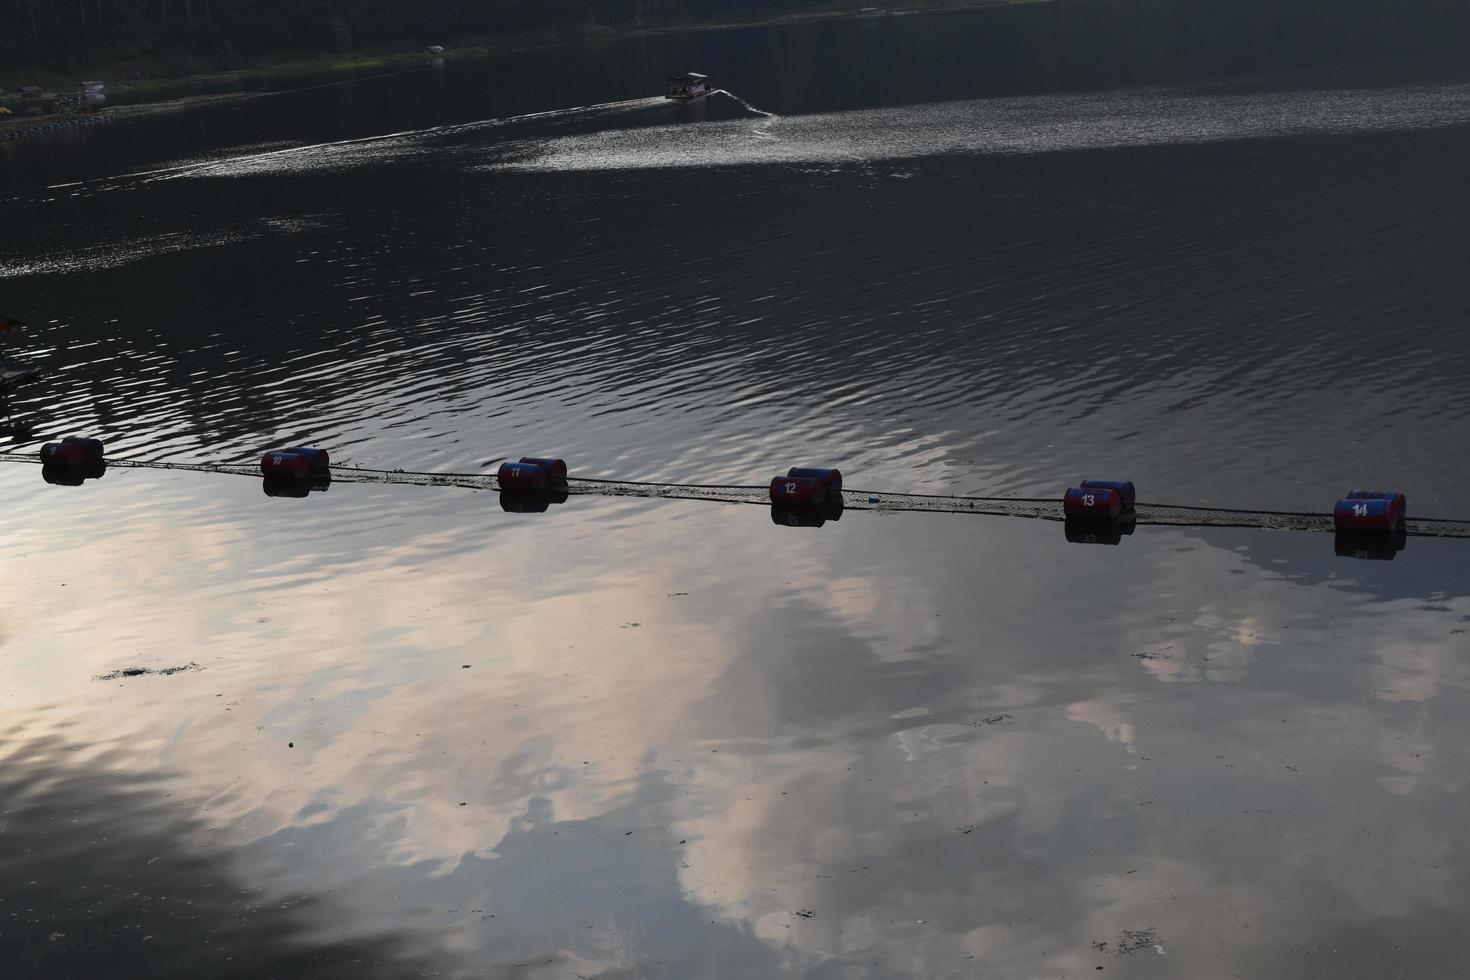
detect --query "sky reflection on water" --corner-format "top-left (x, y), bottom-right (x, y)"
top-left (3, 463), bottom-right (1468, 977)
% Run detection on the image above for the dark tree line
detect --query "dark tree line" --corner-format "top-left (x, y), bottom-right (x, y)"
top-left (0, 0), bottom-right (842, 75)
top-left (3, 0), bottom-right (1467, 78)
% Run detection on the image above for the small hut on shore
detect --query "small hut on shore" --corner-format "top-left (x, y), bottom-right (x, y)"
top-left (79, 81), bottom-right (107, 109)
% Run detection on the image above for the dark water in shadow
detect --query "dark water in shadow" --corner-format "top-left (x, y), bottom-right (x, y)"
top-left (3, 6), bottom-right (1470, 978)
top-left (3, 29), bottom-right (1470, 509)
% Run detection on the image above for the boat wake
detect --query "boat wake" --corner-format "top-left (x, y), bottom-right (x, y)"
top-left (494, 79), bottom-right (1470, 173)
top-left (710, 90), bottom-right (779, 118)
top-left (45, 96), bottom-right (669, 191)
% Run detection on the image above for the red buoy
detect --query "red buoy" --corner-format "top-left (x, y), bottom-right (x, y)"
top-left (62, 436), bottom-right (106, 463)
top-left (497, 461), bottom-right (549, 491)
top-left (769, 475), bottom-right (828, 505)
top-left (519, 457), bottom-right (568, 481)
top-left (787, 467), bottom-right (842, 494)
top-left (1063, 486), bottom-right (1123, 520)
top-left (282, 447), bottom-right (331, 474)
top-left (1079, 479), bottom-right (1135, 508)
top-left (261, 451), bottom-right (311, 481)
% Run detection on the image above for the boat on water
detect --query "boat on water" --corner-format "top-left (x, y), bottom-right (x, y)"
top-left (666, 73), bottom-right (712, 101)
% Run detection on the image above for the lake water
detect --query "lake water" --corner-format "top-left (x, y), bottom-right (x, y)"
top-left (3, 7), bottom-right (1470, 978)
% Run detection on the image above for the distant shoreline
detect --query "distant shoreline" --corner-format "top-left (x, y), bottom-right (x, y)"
top-left (1, 0), bottom-right (1043, 125)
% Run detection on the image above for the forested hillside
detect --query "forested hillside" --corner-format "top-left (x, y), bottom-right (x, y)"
top-left (3, 0), bottom-right (1468, 79)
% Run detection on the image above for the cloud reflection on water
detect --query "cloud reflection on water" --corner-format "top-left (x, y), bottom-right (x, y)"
top-left (3, 466), bottom-right (1470, 975)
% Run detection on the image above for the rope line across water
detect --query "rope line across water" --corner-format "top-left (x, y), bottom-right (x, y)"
top-left (5, 452), bottom-right (1470, 539)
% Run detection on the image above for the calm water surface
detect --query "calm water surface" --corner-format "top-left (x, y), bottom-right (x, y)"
top-left (2, 7), bottom-right (1469, 978)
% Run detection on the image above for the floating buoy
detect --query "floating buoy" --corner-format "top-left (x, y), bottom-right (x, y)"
top-left (787, 467), bottom-right (842, 494)
top-left (38, 437), bottom-right (105, 467)
top-left (39, 441), bottom-right (88, 467)
top-left (1334, 527), bottom-right (1407, 561)
top-left (769, 475), bottom-right (828, 505)
top-left (62, 436), bottom-right (106, 463)
top-left (769, 465), bottom-right (840, 505)
top-left (1346, 489), bottom-right (1406, 524)
top-left (281, 447), bottom-right (331, 474)
top-left (1063, 486), bottom-right (1124, 520)
top-left (1079, 479), bottom-right (1135, 508)
top-left (497, 461), bottom-right (549, 491)
top-left (1333, 491), bottom-right (1404, 532)
top-left (519, 457), bottom-right (568, 481)
top-left (261, 451), bottom-right (311, 481)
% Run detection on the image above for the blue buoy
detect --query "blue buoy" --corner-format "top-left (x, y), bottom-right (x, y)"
top-left (1334, 494), bottom-right (1402, 532)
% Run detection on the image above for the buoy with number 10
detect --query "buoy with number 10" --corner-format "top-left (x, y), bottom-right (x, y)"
top-left (261, 451), bottom-right (312, 481)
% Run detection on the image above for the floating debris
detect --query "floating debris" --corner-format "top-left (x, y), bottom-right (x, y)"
top-left (97, 662), bottom-right (201, 681)
top-left (1116, 928), bottom-right (1159, 956)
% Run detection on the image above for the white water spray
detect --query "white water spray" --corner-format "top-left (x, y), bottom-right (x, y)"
top-left (47, 95), bottom-right (669, 190)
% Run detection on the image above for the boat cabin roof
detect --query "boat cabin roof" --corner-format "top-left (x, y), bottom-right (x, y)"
top-left (667, 73), bottom-right (708, 82)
